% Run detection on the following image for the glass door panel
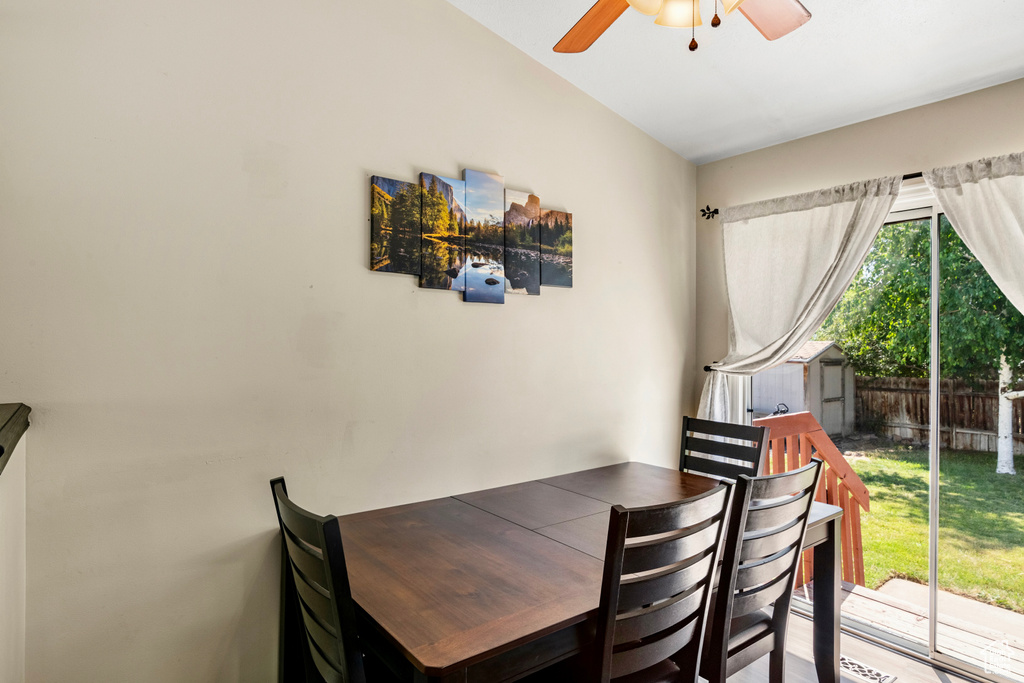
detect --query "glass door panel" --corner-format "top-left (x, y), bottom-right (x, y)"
top-left (800, 214), bottom-right (934, 651)
top-left (935, 213), bottom-right (1024, 681)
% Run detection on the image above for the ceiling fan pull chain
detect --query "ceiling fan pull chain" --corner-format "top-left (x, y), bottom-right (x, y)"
top-left (712, 0), bottom-right (722, 27)
top-left (689, 0), bottom-right (699, 50)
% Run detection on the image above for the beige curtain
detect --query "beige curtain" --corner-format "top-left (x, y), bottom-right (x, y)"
top-left (698, 177), bottom-right (902, 422)
top-left (924, 151), bottom-right (1024, 475)
top-left (924, 151), bottom-right (1024, 312)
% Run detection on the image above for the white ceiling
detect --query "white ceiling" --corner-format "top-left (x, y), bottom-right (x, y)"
top-left (443, 0), bottom-right (1024, 164)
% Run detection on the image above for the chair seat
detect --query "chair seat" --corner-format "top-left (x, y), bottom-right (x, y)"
top-left (725, 610), bottom-right (773, 655)
top-left (698, 599), bottom-right (774, 660)
top-left (614, 658), bottom-right (686, 683)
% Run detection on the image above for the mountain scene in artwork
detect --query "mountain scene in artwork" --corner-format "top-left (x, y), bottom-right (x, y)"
top-left (539, 209), bottom-right (572, 288)
top-left (420, 173), bottom-right (467, 291)
top-left (370, 175), bottom-right (421, 275)
top-left (503, 189), bottom-right (541, 296)
top-left (464, 169), bottom-right (506, 304)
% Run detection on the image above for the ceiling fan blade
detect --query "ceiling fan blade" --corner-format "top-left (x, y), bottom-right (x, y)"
top-left (554, 0), bottom-right (631, 53)
top-left (738, 0), bottom-right (811, 41)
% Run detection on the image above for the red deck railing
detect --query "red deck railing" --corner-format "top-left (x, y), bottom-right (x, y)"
top-left (753, 411), bottom-right (870, 587)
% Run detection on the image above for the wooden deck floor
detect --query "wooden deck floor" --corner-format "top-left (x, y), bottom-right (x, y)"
top-left (798, 580), bottom-right (1024, 682)
top-left (732, 610), bottom-right (971, 683)
top-left (841, 581), bottom-right (1023, 680)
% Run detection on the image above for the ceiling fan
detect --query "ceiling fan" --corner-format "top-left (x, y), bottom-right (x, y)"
top-left (554, 0), bottom-right (811, 53)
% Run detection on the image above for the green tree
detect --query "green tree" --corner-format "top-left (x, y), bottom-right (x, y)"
top-left (419, 176), bottom-right (451, 235)
top-left (817, 217), bottom-right (1024, 473)
top-left (389, 183), bottom-right (421, 234)
top-left (448, 207), bottom-right (460, 236)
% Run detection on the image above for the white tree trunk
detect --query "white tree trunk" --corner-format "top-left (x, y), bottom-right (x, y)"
top-left (997, 354), bottom-right (1018, 474)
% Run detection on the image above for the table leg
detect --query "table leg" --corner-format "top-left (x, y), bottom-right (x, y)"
top-left (812, 517), bottom-right (841, 683)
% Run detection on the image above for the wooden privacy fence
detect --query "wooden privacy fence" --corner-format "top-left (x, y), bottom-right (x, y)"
top-left (857, 376), bottom-right (1024, 453)
top-left (753, 411), bottom-right (870, 588)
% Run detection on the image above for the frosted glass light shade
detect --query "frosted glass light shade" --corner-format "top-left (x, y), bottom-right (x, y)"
top-left (739, 0), bottom-right (811, 39)
top-left (722, 0), bottom-right (747, 13)
top-left (655, 0), bottom-right (702, 27)
top-left (627, 0), bottom-right (663, 16)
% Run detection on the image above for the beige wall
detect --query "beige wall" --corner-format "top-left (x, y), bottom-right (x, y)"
top-left (0, 0), bottom-right (696, 680)
top-left (695, 78), bottom-right (1024, 408)
top-left (0, 439), bottom-right (27, 683)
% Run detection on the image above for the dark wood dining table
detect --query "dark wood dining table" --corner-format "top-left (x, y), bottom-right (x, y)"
top-left (322, 462), bottom-right (843, 683)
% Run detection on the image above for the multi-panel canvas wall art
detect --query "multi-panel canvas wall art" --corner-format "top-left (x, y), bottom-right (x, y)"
top-left (464, 170), bottom-right (506, 304)
top-left (369, 168), bottom-right (571, 304)
top-left (419, 173), bottom-right (467, 291)
top-left (540, 209), bottom-right (573, 288)
top-left (370, 176), bottom-right (422, 275)
top-left (503, 189), bottom-right (541, 296)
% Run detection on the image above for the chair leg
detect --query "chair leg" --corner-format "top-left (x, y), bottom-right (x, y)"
top-left (769, 646), bottom-right (786, 683)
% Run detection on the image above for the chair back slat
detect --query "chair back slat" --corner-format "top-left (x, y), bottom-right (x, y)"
top-left (679, 457), bottom-right (757, 482)
top-left (299, 600), bottom-right (342, 661)
top-left (307, 637), bottom-right (345, 683)
top-left (733, 545), bottom-right (800, 592)
top-left (624, 488), bottom-right (731, 537)
top-left (610, 616), bottom-right (700, 679)
top-left (680, 417), bottom-right (769, 480)
top-left (270, 477), bottom-right (366, 683)
top-left (685, 417), bottom-right (765, 442)
top-left (744, 488), bottom-right (814, 531)
top-left (292, 567), bottom-right (337, 630)
top-left (276, 489), bottom-right (327, 546)
top-left (594, 483), bottom-right (732, 683)
top-left (621, 518), bottom-right (721, 575)
top-left (750, 462), bottom-right (820, 500)
top-left (730, 570), bottom-right (792, 617)
top-left (738, 516), bottom-right (803, 562)
top-left (685, 436), bottom-right (763, 464)
top-left (282, 527), bottom-right (330, 589)
top-left (303, 612), bottom-right (346, 677)
top-left (617, 551), bottom-right (714, 611)
top-left (613, 582), bottom-right (707, 644)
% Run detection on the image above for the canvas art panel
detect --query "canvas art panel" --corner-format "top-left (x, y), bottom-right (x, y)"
top-left (503, 189), bottom-right (541, 296)
top-left (464, 169), bottom-right (506, 304)
top-left (540, 209), bottom-right (573, 287)
top-left (419, 173), bottom-right (467, 291)
top-left (370, 175), bottom-right (422, 275)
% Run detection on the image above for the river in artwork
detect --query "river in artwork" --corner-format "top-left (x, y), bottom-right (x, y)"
top-left (464, 242), bottom-right (505, 304)
top-left (420, 235), bottom-right (466, 291)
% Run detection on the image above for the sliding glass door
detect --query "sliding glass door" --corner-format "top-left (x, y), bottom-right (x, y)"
top-left (933, 212), bottom-right (1024, 682)
top-left (786, 201), bottom-right (1024, 682)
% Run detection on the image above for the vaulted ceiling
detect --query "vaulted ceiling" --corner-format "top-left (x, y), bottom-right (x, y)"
top-left (444, 0), bottom-right (1024, 164)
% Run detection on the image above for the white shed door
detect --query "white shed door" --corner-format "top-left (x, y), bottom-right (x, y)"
top-left (821, 361), bottom-right (845, 436)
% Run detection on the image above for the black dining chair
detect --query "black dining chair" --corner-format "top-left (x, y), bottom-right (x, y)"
top-left (697, 458), bottom-right (823, 683)
top-left (679, 417), bottom-right (769, 481)
top-left (270, 477), bottom-right (397, 683)
top-left (582, 482), bottom-right (734, 682)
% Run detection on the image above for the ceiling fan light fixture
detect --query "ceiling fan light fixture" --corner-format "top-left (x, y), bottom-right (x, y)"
top-left (626, 0), bottom-right (664, 16)
top-left (722, 0), bottom-right (747, 13)
top-left (654, 0), bottom-right (701, 28)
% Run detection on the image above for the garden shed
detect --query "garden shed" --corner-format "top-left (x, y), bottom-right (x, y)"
top-left (751, 340), bottom-right (855, 436)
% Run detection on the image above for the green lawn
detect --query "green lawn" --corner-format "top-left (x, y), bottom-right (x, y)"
top-left (849, 446), bottom-right (1024, 613)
